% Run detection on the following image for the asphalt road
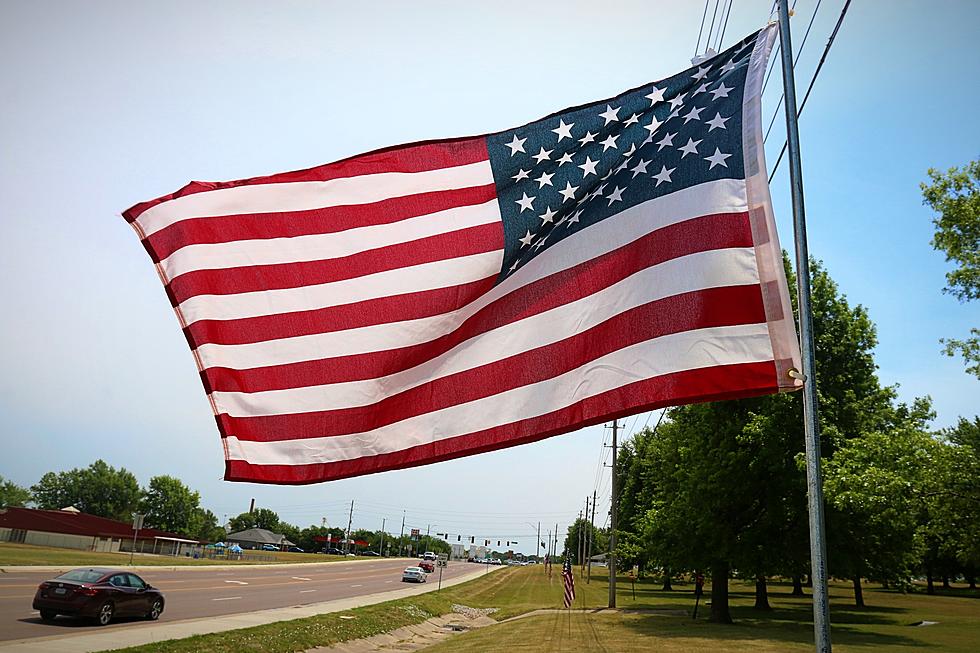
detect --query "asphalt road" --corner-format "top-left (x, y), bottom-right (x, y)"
top-left (0, 559), bottom-right (480, 642)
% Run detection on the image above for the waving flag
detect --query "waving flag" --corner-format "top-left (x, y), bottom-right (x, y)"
top-left (123, 25), bottom-right (800, 485)
top-left (562, 557), bottom-right (576, 608)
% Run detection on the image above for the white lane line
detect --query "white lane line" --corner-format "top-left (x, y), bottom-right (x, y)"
top-left (350, 584), bottom-right (363, 588)
top-left (385, 580), bottom-right (393, 584)
top-left (224, 580), bottom-right (249, 585)
top-left (212, 596), bottom-right (242, 601)
top-left (300, 589), bottom-right (317, 593)
top-left (291, 576), bottom-right (312, 581)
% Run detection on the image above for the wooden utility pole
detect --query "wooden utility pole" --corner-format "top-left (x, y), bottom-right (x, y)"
top-left (609, 419), bottom-right (618, 608)
top-left (345, 500), bottom-right (354, 554)
top-left (587, 489), bottom-right (596, 583)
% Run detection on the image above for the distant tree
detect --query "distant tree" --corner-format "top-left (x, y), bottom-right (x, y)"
top-left (921, 159), bottom-right (979, 378)
top-left (0, 476), bottom-right (31, 508)
top-left (188, 508), bottom-right (226, 543)
top-left (228, 508), bottom-right (283, 533)
top-left (138, 476), bottom-right (201, 537)
top-left (31, 460), bottom-right (139, 521)
top-left (562, 517), bottom-right (606, 565)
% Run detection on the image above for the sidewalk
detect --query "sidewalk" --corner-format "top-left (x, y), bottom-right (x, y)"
top-left (0, 566), bottom-right (503, 653)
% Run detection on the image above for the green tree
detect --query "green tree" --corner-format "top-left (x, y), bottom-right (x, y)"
top-left (228, 508), bottom-right (283, 533)
top-left (0, 476), bottom-right (31, 508)
top-left (138, 475), bottom-right (202, 537)
top-left (921, 159), bottom-right (980, 377)
top-left (188, 508), bottom-right (225, 543)
top-left (30, 460), bottom-right (140, 521)
top-left (562, 517), bottom-right (606, 565)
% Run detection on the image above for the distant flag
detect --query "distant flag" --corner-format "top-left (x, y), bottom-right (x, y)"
top-left (123, 25), bottom-right (800, 485)
top-left (562, 557), bottom-right (576, 608)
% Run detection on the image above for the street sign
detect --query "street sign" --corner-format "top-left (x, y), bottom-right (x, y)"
top-left (132, 514), bottom-right (144, 531)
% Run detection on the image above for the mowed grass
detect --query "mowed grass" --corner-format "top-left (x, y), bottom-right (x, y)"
top-left (0, 542), bottom-right (358, 566)
top-left (105, 565), bottom-right (980, 653)
top-left (428, 569), bottom-right (980, 652)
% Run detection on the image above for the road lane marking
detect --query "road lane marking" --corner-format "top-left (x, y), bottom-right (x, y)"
top-left (224, 580), bottom-right (249, 585)
top-left (385, 580), bottom-right (393, 583)
top-left (300, 589), bottom-right (317, 593)
top-left (350, 584), bottom-right (363, 587)
top-left (212, 596), bottom-right (242, 601)
top-left (291, 576), bottom-right (312, 581)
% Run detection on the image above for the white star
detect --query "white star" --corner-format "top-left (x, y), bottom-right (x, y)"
top-left (506, 135), bottom-right (526, 156)
top-left (678, 137), bottom-right (702, 158)
top-left (532, 147), bottom-right (553, 164)
top-left (615, 159), bottom-right (630, 174)
top-left (565, 209), bottom-right (583, 227)
top-left (606, 186), bottom-right (625, 205)
top-left (644, 116), bottom-right (663, 136)
top-left (578, 131), bottom-right (596, 147)
top-left (630, 159), bottom-right (651, 177)
top-left (705, 147), bottom-right (732, 169)
top-left (710, 82), bottom-right (733, 100)
top-left (599, 104), bottom-right (621, 125)
top-left (552, 119), bottom-right (575, 142)
top-left (668, 93), bottom-right (687, 110)
top-left (532, 236), bottom-right (547, 250)
top-left (539, 206), bottom-right (557, 224)
top-left (624, 113), bottom-right (640, 127)
top-left (512, 168), bottom-right (530, 182)
top-left (706, 112), bottom-right (730, 131)
top-left (655, 132), bottom-right (676, 151)
top-left (719, 59), bottom-right (736, 75)
top-left (600, 134), bottom-right (619, 151)
top-left (578, 156), bottom-right (599, 178)
top-left (652, 165), bottom-right (675, 186)
top-left (691, 82), bottom-right (710, 97)
top-left (558, 181), bottom-right (579, 202)
top-left (645, 85), bottom-right (666, 105)
top-left (519, 230), bottom-right (535, 247)
top-left (621, 143), bottom-right (637, 159)
top-left (534, 171), bottom-right (554, 188)
top-left (515, 192), bottom-right (536, 212)
top-left (509, 260), bottom-right (520, 272)
top-left (691, 65), bottom-right (710, 81)
top-left (556, 152), bottom-right (574, 166)
top-left (681, 105), bottom-right (704, 123)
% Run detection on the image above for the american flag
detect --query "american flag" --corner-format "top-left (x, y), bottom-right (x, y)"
top-left (562, 556), bottom-right (575, 609)
top-left (123, 25), bottom-right (800, 485)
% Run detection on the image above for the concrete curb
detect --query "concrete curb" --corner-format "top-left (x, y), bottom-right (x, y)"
top-left (0, 565), bottom-right (504, 652)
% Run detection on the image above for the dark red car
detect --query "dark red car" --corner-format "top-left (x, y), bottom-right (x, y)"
top-left (418, 559), bottom-right (435, 573)
top-left (33, 568), bottom-right (165, 626)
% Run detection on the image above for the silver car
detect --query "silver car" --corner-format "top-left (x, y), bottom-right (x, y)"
top-left (401, 567), bottom-right (427, 583)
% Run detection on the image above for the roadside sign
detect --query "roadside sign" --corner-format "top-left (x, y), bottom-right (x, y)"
top-left (132, 514), bottom-right (144, 531)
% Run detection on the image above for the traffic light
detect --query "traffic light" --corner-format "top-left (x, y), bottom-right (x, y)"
top-left (470, 536), bottom-right (475, 543)
top-left (457, 535), bottom-right (461, 541)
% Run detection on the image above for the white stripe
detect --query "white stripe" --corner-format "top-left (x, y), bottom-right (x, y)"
top-left (160, 199), bottom-right (501, 280)
top-left (223, 323), bottom-right (775, 465)
top-left (211, 247), bottom-right (759, 417)
top-left (195, 178), bottom-right (748, 368)
top-left (137, 160), bottom-right (494, 238)
top-left (181, 250), bottom-right (502, 326)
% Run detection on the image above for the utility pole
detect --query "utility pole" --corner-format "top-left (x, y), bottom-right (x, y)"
top-left (609, 419), bottom-right (618, 608)
top-left (777, 2), bottom-right (831, 650)
top-left (537, 521), bottom-right (541, 567)
top-left (587, 488), bottom-right (596, 583)
top-left (345, 500), bottom-right (354, 555)
top-left (379, 517), bottom-right (386, 556)
top-left (577, 511), bottom-right (583, 569)
top-left (582, 496), bottom-right (590, 573)
top-left (399, 511), bottom-right (406, 557)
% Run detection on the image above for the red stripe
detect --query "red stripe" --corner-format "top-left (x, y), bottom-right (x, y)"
top-left (193, 279), bottom-right (497, 370)
top-left (222, 361), bottom-right (779, 484)
top-left (123, 136), bottom-right (490, 223)
top-left (171, 222), bottom-right (503, 310)
top-left (218, 284), bottom-right (766, 442)
top-left (201, 211), bottom-right (752, 393)
top-left (147, 184), bottom-right (497, 264)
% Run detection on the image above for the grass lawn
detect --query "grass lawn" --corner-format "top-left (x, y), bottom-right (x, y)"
top-left (105, 565), bottom-right (980, 653)
top-left (0, 542), bottom-right (358, 566)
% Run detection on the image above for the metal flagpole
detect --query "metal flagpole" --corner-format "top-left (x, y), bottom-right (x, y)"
top-left (776, 2), bottom-right (831, 651)
top-left (608, 419), bottom-right (618, 608)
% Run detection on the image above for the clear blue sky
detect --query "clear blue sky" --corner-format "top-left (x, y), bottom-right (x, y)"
top-left (1, 1), bottom-right (977, 555)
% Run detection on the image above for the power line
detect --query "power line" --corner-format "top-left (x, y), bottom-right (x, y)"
top-left (716, 0), bottom-right (735, 52)
top-left (769, 0), bottom-right (853, 182)
top-left (705, 0), bottom-right (723, 55)
top-left (695, 0), bottom-right (712, 56)
top-left (764, 0), bottom-right (825, 144)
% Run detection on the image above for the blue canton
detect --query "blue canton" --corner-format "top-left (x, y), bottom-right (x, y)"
top-left (487, 31), bottom-right (760, 281)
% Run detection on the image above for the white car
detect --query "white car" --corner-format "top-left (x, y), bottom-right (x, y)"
top-left (422, 551), bottom-right (437, 561)
top-left (402, 567), bottom-right (427, 583)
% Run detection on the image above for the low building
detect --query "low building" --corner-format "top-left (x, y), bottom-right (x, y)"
top-left (226, 527), bottom-right (295, 550)
top-left (0, 506), bottom-right (197, 555)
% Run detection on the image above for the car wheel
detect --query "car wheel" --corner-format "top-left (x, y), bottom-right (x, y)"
top-left (95, 601), bottom-right (114, 626)
top-left (39, 610), bottom-right (57, 621)
top-left (146, 599), bottom-right (163, 620)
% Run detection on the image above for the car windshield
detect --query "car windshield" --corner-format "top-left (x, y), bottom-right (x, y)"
top-left (56, 569), bottom-right (106, 583)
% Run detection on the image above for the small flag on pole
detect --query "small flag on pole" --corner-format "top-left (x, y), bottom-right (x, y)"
top-left (562, 557), bottom-right (576, 608)
top-left (123, 25), bottom-right (799, 485)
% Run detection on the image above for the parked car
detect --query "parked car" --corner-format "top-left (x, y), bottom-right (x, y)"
top-left (33, 568), bottom-right (165, 626)
top-left (361, 550), bottom-right (380, 556)
top-left (321, 547), bottom-right (344, 555)
top-left (490, 559), bottom-right (502, 565)
top-left (261, 544), bottom-right (280, 551)
top-left (287, 546), bottom-right (305, 553)
top-left (402, 567), bottom-right (427, 583)
top-left (418, 559), bottom-right (435, 573)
